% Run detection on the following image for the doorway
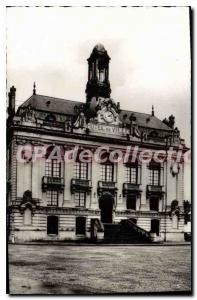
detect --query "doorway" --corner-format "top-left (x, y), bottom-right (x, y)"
top-left (76, 216), bottom-right (86, 235)
top-left (47, 215), bottom-right (59, 235)
top-left (151, 219), bottom-right (160, 236)
top-left (99, 193), bottom-right (114, 223)
top-left (150, 196), bottom-right (159, 211)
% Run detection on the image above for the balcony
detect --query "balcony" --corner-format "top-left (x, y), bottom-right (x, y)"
top-left (71, 178), bottom-right (92, 194)
top-left (42, 176), bottom-right (64, 191)
top-left (98, 181), bottom-right (118, 196)
top-left (146, 185), bottom-right (165, 195)
top-left (123, 183), bottom-right (142, 196)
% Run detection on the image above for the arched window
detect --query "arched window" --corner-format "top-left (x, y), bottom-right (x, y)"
top-left (99, 69), bottom-right (105, 82)
top-left (24, 208), bottom-right (32, 225)
top-left (45, 114), bottom-right (56, 122)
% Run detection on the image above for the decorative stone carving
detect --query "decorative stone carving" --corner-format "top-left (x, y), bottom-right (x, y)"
top-left (163, 114), bottom-right (175, 129)
top-left (21, 105), bottom-right (36, 122)
top-left (92, 97), bottom-right (120, 125)
top-left (73, 111), bottom-right (87, 129)
top-left (19, 190), bottom-right (37, 215)
top-left (170, 162), bottom-right (180, 176)
top-left (169, 199), bottom-right (180, 219)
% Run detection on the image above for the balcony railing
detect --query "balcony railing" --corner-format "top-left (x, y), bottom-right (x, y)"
top-left (98, 181), bottom-right (118, 195)
top-left (71, 178), bottom-right (92, 194)
top-left (42, 176), bottom-right (64, 191)
top-left (123, 183), bottom-right (142, 196)
top-left (146, 185), bottom-right (165, 195)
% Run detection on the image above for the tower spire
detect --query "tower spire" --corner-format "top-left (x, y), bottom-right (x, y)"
top-left (33, 82), bottom-right (36, 95)
top-left (152, 105), bottom-right (154, 116)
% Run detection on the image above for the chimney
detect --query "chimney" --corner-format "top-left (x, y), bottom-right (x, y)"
top-left (151, 105), bottom-right (154, 117)
top-left (8, 86), bottom-right (16, 117)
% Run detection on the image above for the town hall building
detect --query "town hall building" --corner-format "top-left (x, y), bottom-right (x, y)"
top-left (7, 44), bottom-right (188, 242)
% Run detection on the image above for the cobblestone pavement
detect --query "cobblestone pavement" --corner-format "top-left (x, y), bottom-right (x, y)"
top-left (8, 244), bottom-right (191, 294)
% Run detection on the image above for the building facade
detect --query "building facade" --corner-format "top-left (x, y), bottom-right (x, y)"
top-left (7, 44), bottom-right (188, 242)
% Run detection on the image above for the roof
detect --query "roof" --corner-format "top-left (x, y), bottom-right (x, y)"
top-left (93, 43), bottom-right (106, 52)
top-left (119, 110), bottom-right (171, 131)
top-left (19, 94), bottom-right (171, 131)
top-left (19, 94), bottom-right (80, 116)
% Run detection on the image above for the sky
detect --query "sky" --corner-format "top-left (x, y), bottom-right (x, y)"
top-left (6, 6), bottom-right (191, 199)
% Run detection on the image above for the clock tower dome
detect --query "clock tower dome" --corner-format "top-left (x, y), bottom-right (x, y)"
top-left (85, 44), bottom-right (111, 103)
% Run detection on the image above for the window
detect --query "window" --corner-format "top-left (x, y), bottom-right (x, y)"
top-left (99, 69), bottom-right (105, 82)
top-left (126, 165), bottom-right (138, 184)
top-left (76, 217), bottom-right (86, 235)
top-left (45, 114), bottom-right (56, 122)
top-left (101, 163), bottom-right (114, 182)
top-left (47, 216), bottom-right (59, 235)
top-left (74, 192), bottom-right (86, 207)
top-left (74, 162), bottom-right (88, 180)
top-left (45, 159), bottom-right (61, 177)
top-left (46, 190), bottom-right (58, 206)
top-left (149, 164), bottom-right (160, 186)
top-left (24, 208), bottom-right (32, 225)
top-left (126, 194), bottom-right (136, 210)
top-left (150, 196), bottom-right (159, 211)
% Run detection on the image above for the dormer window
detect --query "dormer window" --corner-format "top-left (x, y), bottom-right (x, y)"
top-left (45, 114), bottom-right (56, 122)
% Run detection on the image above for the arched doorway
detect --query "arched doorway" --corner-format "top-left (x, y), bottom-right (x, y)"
top-left (99, 192), bottom-right (114, 223)
top-left (151, 219), bottom-right (160, 236)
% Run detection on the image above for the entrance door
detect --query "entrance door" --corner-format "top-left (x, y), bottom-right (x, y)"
top-left (151, 219), bottom-right (160, 236)
top-left (99, 193), bottom-right (114, 223)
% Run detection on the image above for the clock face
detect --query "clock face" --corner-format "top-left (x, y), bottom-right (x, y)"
top-left (103, 110), bottom-right (114, 123)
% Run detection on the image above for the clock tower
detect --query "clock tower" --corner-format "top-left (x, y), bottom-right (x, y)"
top-left (85, 44), bottom-right (111, 103)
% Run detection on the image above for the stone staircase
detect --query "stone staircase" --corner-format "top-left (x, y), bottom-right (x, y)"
top-left (103, 219), bottom-right (152, 243)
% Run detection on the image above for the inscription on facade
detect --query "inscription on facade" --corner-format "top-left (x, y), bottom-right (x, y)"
top-left (88, 122), bottom-right (129, 136)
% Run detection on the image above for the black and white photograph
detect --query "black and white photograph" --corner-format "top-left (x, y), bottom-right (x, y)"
top-left (6, 5), bottom-right (191, 295)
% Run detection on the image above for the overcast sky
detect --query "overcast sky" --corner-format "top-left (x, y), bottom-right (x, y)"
top-left (6, 6), bottom-right (191, 199)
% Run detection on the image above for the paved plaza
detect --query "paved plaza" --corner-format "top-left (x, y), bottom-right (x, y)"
top-left (8, 244), bottom-right (191, 294)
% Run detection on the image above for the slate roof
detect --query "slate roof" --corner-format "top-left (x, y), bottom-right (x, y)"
top-left (20, 94), bottom-right (79, 116)
top-left (19, 94), bottom-right (171, 131)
